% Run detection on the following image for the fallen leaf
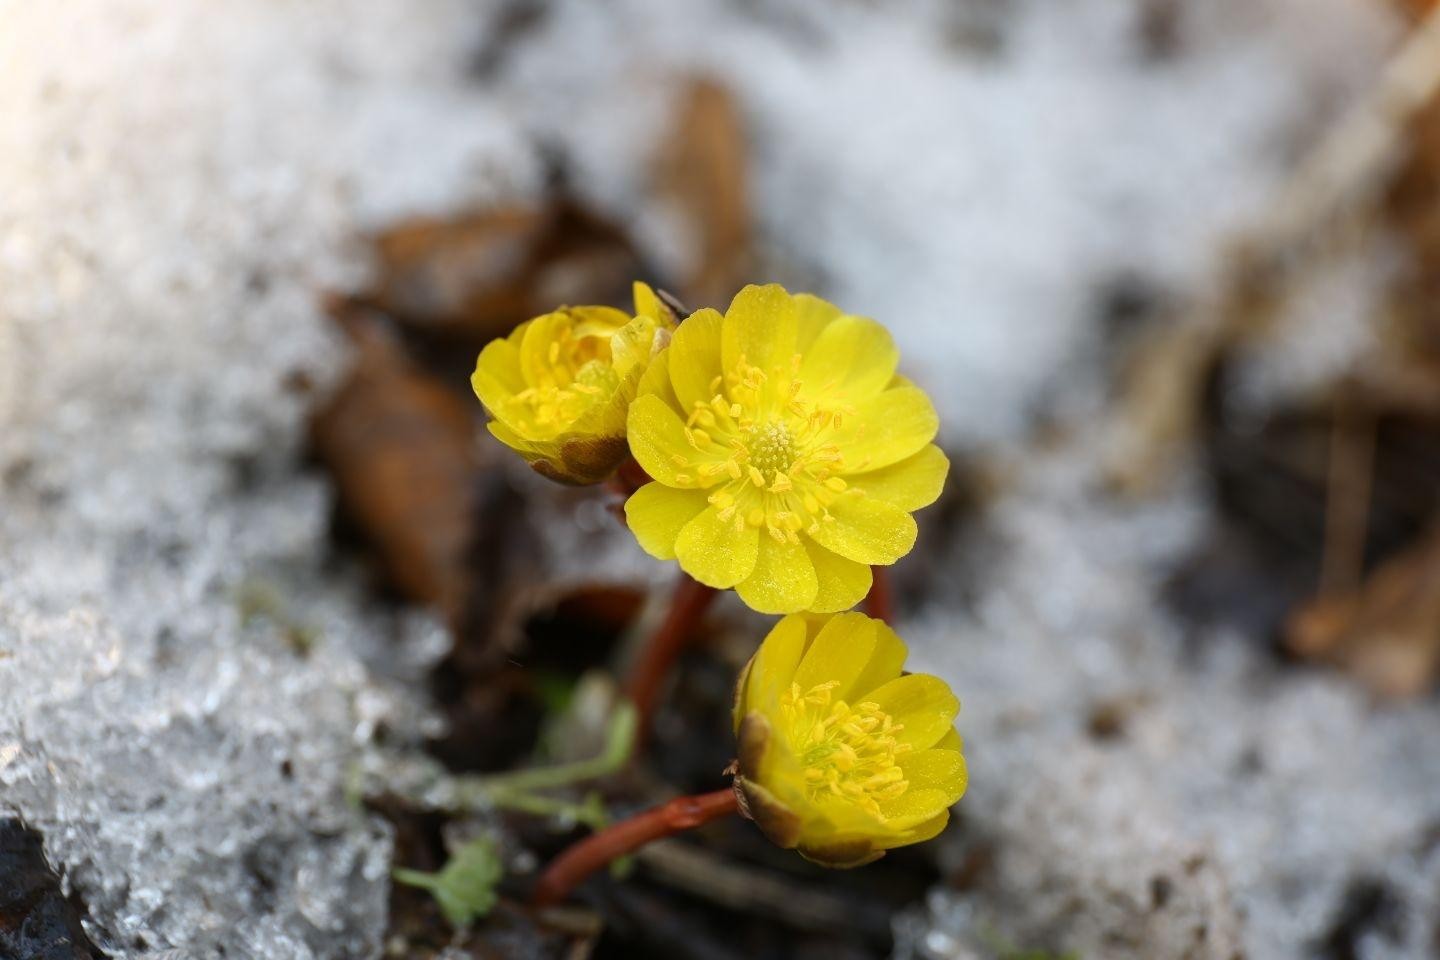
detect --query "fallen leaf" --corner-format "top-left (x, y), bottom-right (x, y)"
top-left (653, 77), bottom-right (751, 309)
top-left (1373, 71), bottom-right (1440, 416)
top-left (1285, 521), bottom-right (1440, 697)
top-left (311, 304), bottom-right (483, 625)
top-left (363, 201), bottom-right (645, 344)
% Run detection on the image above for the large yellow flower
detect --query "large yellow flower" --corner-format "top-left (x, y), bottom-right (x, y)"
top-left (472, 283), bottom-right (675, 484)
top-left (623, 284), bottom-right (948, 613)
top-left (731, 613), bottom-right (966, 867)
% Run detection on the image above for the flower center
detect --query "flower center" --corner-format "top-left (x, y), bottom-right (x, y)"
top-left (672, 356), bottom-right (855, 543)
top-left (506, 322), bottom-right (617, 433)
top-left (746, 420), bottom-right (796, 476)
top-left (780, 681), bottom-right (910, 820)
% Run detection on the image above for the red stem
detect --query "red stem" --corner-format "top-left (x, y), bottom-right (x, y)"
top-left (604, 457), bottom-right (652, 523)
top-left (531, 788), bottom-right (739, 906)
top-left (623, 575), bottom-right (716, 729)
top-left (865, 565), bottom-right (895, 625)
top-left (613, 456), bottom-right (653, 495)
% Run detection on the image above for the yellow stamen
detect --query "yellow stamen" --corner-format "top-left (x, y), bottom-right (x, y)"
top-left (780, 681), bottom-right (910, 821)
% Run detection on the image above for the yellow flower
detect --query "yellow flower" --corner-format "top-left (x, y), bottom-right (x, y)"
top-left (731, 613), bottom-right (966, 867)
top-left (471, 283), bottom-right (675, 484)
top-left (624, 284), bottom-right (948, 613)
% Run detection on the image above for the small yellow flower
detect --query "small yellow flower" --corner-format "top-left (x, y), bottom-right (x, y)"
top-left (731, 613), bottom-right (966, 867)
top-left (624, 284), bottom-right (948, 613)
top-left (472, 283), bottom-right (675, 484)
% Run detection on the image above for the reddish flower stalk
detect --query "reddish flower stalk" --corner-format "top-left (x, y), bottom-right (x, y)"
top-left (623, 575), bottom-right (717, 728)
top-left (531, 788), bottom-right (739, 907)
top-left (612, 456), bottom-right (653, 495)
top-left (604, 457), bottom-right (652, 522)
top-left (865, 566), bottom-right (895, 625)
top-left (605, 455), bottom-right (714, 732)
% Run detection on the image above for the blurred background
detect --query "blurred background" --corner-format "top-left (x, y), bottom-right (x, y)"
top-left (2, 1), bottom-right (1440, 958)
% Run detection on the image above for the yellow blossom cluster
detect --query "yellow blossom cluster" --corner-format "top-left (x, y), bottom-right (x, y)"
top-left (471, 281), bottom-right (965, 865)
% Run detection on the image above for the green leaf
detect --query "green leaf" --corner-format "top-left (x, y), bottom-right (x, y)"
top-left (393, 835), bottom-right (503, 930)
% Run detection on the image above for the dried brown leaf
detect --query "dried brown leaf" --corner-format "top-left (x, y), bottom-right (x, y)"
top-left (653, 77), bottom-right (751, 309)
top-left (364, 201), bottom-right (644, 343)
top-left (311, 305), bottom-right (483, 624)
top-left (1285, 522), bottom-right (1440, 697)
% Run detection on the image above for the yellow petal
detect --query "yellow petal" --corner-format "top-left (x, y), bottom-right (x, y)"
top-left (491, 424), bottom-right (626, 484)
top-left (518, 311), bottom-right (569, 386)
top-left (864, 674), bottom-right (959, 751)
top-left (831, 383), bottom-right (938, 473)
top-left (609, 314), bottom-right (658, 379)
top-left (627, 394), bottom-right (706, 487)
top-left (802, 541), bottom-right (873, 614)
top-left (933, 727), bottom-right (964, 753)
top-left (850, 620), bottom-right (908, 698)
top-left (793, 292), bottom-right (842, 353)
top-left (565, 368), bottom-right (629, 441)
top-left (636, 343), bottom-right (678, 408)
top-left (625, 482), bottom-right (709, 561)
top-left (486, 419), bottom-right (543, 456)
top-left (798, 315), bottom-right (898, 401)
top-left (739, 614), bottom-right (810, 724)
top-left (792, 612), bottom-right (877, 697)
top-left (667, 307), bottom-right (725, 411)
top-left (796, 835), bottom-right (885, 869)
top-left (675, 504), bottom-right (760, 588)
top-left (848, 444), bottom-right (949, 512)
top-left (874, 788), bottom-right (954, 831)
top-left (632, 281), bottom-right (675, 327)
top-left (895, 748), bottom-right (968, 807)
top-left (736, 535), bottom-right (819, 614)
top-left (471, 336), bottom-right (526, 413)
top-left (567, 304), bottom-right (632, 339)
top-left (721, 284), bottom-right (797, 377)
top-left (880, 810), bottom-right (950, 850)
top-left (808, 494), bottom-right (917, 566)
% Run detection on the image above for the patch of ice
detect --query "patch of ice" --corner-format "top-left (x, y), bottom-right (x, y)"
top-left (0, 0), bottom-right (533, 956)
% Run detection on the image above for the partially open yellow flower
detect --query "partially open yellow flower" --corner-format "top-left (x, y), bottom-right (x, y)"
top-left (731, 613), bottom-right (966, 867)
top-left (472, 283), bottom-right (675, 484)
top-left (624, 284), bottom-right (948, 613)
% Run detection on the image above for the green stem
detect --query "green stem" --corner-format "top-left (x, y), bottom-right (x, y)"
top-left (486, 788), bottom-right (609, 831)
top-left (368, 702), bottom-right (638, 819)
top-left (457, 701), bottom-right (636, 798)
top-left (391, 868), bottom-right (442, 890)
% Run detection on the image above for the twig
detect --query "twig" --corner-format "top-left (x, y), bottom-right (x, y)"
top-left (1106, 8), bottom-right (1440, 496)
top-left (598, 885), bottom-right (750, 960)
top-left (1319, 386), bottom-right (1375, 596)
top-left (635, 838), bottom-right (892, 939)
top-left (531, 788), bottom-right (739, 906)
top-left (1249, 6), bottom-right (1440, 262)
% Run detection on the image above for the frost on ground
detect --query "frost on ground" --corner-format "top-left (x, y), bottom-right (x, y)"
top-left (0, 0), bottom-right (1433, 958)
top-left (897, 456), bottom-right (1440, 959)
top-left (0, 1), bottom-right (530, 956)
